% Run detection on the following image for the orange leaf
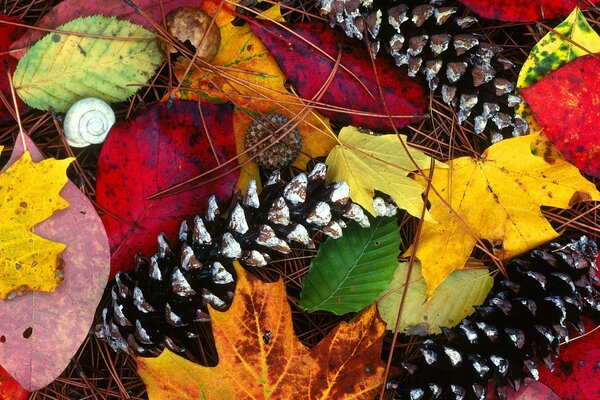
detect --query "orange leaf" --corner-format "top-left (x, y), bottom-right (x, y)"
top-left (137, 262), bottom-right (387, 400)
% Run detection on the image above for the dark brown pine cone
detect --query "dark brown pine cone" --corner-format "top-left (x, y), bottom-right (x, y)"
top-left (312, 0), bottom-right (528, 142)
top-left (95, 163), bottom-right (372, 357)
top-left (388, 236), bottom-right (599, 400)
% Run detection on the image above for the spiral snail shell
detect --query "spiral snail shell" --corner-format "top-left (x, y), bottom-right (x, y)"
top-left (63, 97), bottom-right (115, 147)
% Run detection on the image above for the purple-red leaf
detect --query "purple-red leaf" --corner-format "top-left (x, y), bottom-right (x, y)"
top-left (521, 55), bottom-right (600, 178)
top-left (249, 20), bottom-right (427, 132)
top-left (0, 134), bottom-right (109, 391)
top-left (8, 0), bottom-right (200, 59)
top-left (459, 0), bottom-right (600, 22)
top-left (96, 100), bottom-right (239, 277)
top-left (0, 15), bottom-right (27, 123)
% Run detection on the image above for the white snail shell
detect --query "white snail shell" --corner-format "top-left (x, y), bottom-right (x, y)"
top-left (63, 97), bottom-right (115, 147)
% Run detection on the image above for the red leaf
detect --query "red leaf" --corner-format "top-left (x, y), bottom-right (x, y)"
top-left (96, 100), bottom-right (239, 277)
top-left (249, 20), bottom-right (427, 132)
top-left (538, 318), bottom-right (600, 400)
top-left (504, 379), bottom-right (560, 400)
top-left (0, 365), bottom-right (27, 400)
top-left (8, 0), bottom-right (201, 59)
top-left (459, 0), bottom-right (600, 22)
top-left (0, 15), bottom-right (27, 123)
top-left (0, 133), bottom-right (109, 390)
top-left (521, 55), bottom-right (600, 178)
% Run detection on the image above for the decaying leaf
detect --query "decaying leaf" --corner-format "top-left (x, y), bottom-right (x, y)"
top-left (458, 0), bottom-right (599, 22)
top-left (8, 0), bottom-right (200, 59)
top-left (249, 19), bottom-right (427, 131)
top-left (405, 134), bottom-right (600, 297)
top-left (516, 7), bottom-right (600, 149)
top-left (0, 15), bottom-right (27, 124)
top-left (137, 263), bottom-right (387, 400)
top-left (0, 364), bottom-right (27, 400)
top-left (13, 16), bottom-right (164, 111)
top-left (325, 126), bottom-right (436, 220)
top-left (175, 4), bottom-right (336, 190)
top-left (377, 261), bottom-right (492, 335)
top-left (0, 147), bottom-right (72, 299)
top-left (299, 216), bottom-right (400, 315)
top-left (96, 100), bottom-right (239, 276)
top-left (0, 134), bottom-right (109, 390)
top-left (522, 55), bottom-right (599, 178)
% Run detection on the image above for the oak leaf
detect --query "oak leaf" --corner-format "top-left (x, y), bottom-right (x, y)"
top-left (405, 134), bottom-right (600, 297)
top-left (137, 262), bottom-right (387, 400)
top-left (325, 126), bottom-right (436, 220)
top-left (0, 148), bottom-right (73, 299)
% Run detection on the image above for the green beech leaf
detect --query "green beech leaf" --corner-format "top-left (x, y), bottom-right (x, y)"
top-left (14, 16), bottom-right (164, 111)
top-left (377, 261), bottom-right (493, 335)
top-left (299, 216), bottom-right (400, 315)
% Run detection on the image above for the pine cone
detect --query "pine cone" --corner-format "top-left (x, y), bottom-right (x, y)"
top-left (313, 0), bottom-right (528, 142)
top-left (96, 163), bottom-right (373, 357)
top-left (389, 236), bottom-right (600, 400)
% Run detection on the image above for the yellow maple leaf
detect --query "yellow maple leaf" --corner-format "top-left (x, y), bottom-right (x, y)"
top-left (137, 262), bottom-right (387, 400)
top-left (405, 134), bottom-right (600, 297)
top-left (325, 126), bottom-right (437, 220)
top-left (174, 3), bottom-right (337, 191)
top-left (0, 150), bottom-right (73, 299)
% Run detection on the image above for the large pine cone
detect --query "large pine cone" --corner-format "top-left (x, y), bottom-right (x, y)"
top-left (313, 0), bottom-right (528, 142)
top-left (389, 236), bottom-right (599, 400)
top-left (96, 163), bottom-right (375, 357)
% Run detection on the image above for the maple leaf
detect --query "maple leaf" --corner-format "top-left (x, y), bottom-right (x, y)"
top-left (0, 149), bottom-right (73, 299)
top-left (137, 262), bottom-right (387, 400)
top-left (173, 4), bottom-right (337, 190)
top-left (405, 134), bottom-right (600, 297)
top-left (325, 126), bottom-right (436, 220)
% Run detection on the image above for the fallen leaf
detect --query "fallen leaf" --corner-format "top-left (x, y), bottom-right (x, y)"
top-left (0, 147), bottom-right (72, 299)
top-left (13, 16), bottom-right (164, 111)
top-left (405, 134), bottom-right (600, 297)
top-left (505, 379), bottom-right (560, 400)
top-left (538, 318), bottom-right (600, 400)
top-left (138, 262), bottom-right (387, 399)
top-left (8, 0), bottom-right (200, 59)
top-left (376, 260), bottom-right (492, 335)
top-left (0, 133), bottom-right (109, 390)
top-left (325, 126), bottom-right (435, 219)
top-left (0, 15), bottom-right (27, 124)
top-left (522, 55), bottom-right (599, 178)
top-left (458, 0), bottom-right (599, 22)
top-left (299, 216), bottom-right (400, 315)
top-left (0, 364), bottom-right (27, 400)
top-left (250, 20), bottom-right (427, 131)
top-left (175, 4), bottom-right (337, 190)
top-left (516, 7), bottom-right (600, 157)
top-left (96, 100), bottom-right (239, 277)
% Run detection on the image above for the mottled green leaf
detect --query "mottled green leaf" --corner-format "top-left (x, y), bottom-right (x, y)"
top-left (14, 16), bottom-right (164, 111)
top-left (516, 7), bottom-right (600, 141)
top-left (377, 261), bottom-right (492, 335)
top-left (299, 216), bottom-right (400, 316)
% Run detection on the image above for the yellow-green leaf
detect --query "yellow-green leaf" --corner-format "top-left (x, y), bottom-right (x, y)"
top-left (0, 150), bottom-right (73, 299)
top-left (325, 126), bottom-right (437, 220)
top-left (516, 7), bottom-right (600, 142)
top-left (14, 16), bottom-right (164, 112)
top-left (377, 261), bottom-right (492, 335)
top-left (405, 134), bottom-right (600, 297)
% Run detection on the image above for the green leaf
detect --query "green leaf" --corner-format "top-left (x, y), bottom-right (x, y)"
top-left (299, 216), bottom-right (400, 315)
top-left (516, 8), bottom-right (600, 140)
top-left (377, 261), bottom-right (492, 335)
top-left (14, 16), bottom-right (164, 112)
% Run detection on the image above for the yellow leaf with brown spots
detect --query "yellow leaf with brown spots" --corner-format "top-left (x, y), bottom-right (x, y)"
top-left (404, 134), bottom-right (600, 297)
top-left (137, 262), bottom-right (387, 400)
top-left (0, 150), bottom-right (73, 299)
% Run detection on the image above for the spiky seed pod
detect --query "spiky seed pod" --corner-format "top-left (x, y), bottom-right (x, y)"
top-left (96, 163), bottom-right (374, 357)
top-left (314, 0), bottom-right (528, 142)
top-left (388, 236), bottom-right (599, 400)
top-left (245, 113), bottom-right (302, 170)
